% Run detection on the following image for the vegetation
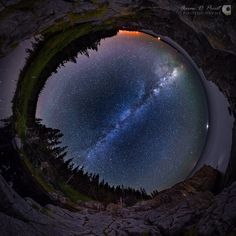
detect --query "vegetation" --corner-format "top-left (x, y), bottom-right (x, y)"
top-left (56, 181), bottom-right (91, 203)
top-left (0, 118), bottom-right (149, 205)
top-left (12, 24), bottom-right (117, 138)
top-left (8, 17), bottom-right (154, 206)
top-left (21, 119), bottom-right (150, 205)
top-left (22, 156), bottom-right (54, 193)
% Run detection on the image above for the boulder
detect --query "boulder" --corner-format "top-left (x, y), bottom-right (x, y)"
top-left (197, 181), bottom-right (236, 236)
top-left (79, 200), bottom-right (105, 211)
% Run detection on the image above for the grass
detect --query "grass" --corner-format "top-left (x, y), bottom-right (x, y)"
top-left (10, 1), bottom-right (117, 140)
top-left (14, 13), bottom-right (119, 139)
top-left (57, 181), bottom-right (92, 203)
top-left (13, 22), bottom-right (117, 202)
top-left (22, 156), bottom-right (54, 193)
top-left (11, 5), bottom-right (133, 204)
top-left (22, 154), bottom-right (92, 204)
top-left (15, 23), bottom-right (94, 138)
top-left (14, 18), bottom-right (118, 139)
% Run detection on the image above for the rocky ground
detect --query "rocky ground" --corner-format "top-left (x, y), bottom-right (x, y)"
top-left (1, 165), bottom-right (236, 236)
top-left (0, 0), bottom-right (236, 235)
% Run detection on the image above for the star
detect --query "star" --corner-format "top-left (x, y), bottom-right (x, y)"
top-left (36, 31), bottom-right (209, 192)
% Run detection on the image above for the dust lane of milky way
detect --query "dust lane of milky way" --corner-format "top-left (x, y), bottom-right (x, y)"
top-left (36, 31), bottom-right (209, 192)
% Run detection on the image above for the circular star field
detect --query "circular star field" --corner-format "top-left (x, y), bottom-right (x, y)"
top-left (36, 30), bottom-right (209, 192)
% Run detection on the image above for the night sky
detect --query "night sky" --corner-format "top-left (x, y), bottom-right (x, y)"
top-left (36, 31), bottom-right (209, 192)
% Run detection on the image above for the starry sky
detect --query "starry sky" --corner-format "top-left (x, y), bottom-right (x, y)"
top-left (36, 31), bottom-right (209, 192)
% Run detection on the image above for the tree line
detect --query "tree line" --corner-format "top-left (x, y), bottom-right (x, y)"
top-left (23, 119), bottom-right (151, 205)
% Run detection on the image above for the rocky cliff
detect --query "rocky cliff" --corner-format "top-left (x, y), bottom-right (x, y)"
top-left (1, 165), bottom-right (235, 236)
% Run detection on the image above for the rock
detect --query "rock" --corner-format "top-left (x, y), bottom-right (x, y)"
top-left (24, 197), bottom-right (42, 210)
top-left (197, 181), bottom-right (236, 236)
top-left (48, 190), bottom-right (67, 204)
top-left (0, 174), bottom-right (49, 224)
top-left (0, 166), bottom-right (233, 236)
top-left (79, 200), bottom-right (105, 211)
top-left (133, 165), bottom-right (220, 211)
top-left (12, 135), bottom-right (22, 150)
top-left (106, 203), bottom-right (122, 212)
top-left (150, 191), bottom-right (214, 235)
top-left (0, 212), bottom-right (42, 236)
top-left (0, 0), bottom-right (22, 11)
top-left (106, 217), bottom-right (161, 236)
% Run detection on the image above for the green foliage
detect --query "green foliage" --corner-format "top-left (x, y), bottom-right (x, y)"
top-left (12, 24), bottom-right (152, 205)
top-left (22, 155), bottom-right (54, 193)
top-left (56, 181), bottom-right (92, 202)
top-left (13, 22), bottom-right (118, 139)
top-left (14, 23), bottom-right (93, 138)
top-left (20, 121), bottom-right (150, 205)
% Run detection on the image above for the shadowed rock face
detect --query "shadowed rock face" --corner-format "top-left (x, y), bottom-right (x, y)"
top-left (0, 165), bottom-right (228, 236)
top-left (197, 181), bottom-right (236, 236)
top-left (0, 0), bottom-right (236, 235)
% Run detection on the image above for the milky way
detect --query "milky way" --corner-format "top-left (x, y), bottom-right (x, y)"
top-left (36, 31), bottom-right (209, 192)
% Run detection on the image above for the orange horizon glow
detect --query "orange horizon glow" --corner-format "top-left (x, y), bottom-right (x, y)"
top-left (118, 30), bottom-right (141, 35)
top-left (118, 30), bottom-right (162, 41)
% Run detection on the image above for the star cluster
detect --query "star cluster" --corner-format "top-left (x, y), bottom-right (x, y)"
top-left (36, 31), bottom-right (209, 192)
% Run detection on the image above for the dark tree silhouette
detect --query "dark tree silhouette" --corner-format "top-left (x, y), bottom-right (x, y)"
top-left (9, 27), bottom-right (153, 205)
